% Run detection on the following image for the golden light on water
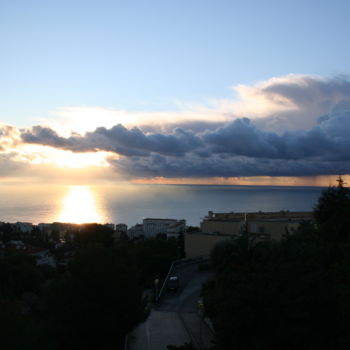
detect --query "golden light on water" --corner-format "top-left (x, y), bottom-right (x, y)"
top-left (57, 186), bottom-right (102, 224)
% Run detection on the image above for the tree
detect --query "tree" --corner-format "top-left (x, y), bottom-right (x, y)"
top-left (0, 300), bottom-right (51, 350)
top-left (0, 254), bottom-right (44, 299)
top-left (131, 236), bottom-right (178, 288)
top-left (43, 246), bottom-right (146, 350)
top-left (203, 233), bottom-right (350, 349)
top-left (74, 223), bottom-right (114, 247)
top-left (314, 175), bottom-right (350, 242)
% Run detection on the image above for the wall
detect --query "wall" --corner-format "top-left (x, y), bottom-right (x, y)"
top-left (185, 233), bottom-right (234, 258)
top-left (200, 220), bottom-right (242, 235)
top-left (247, 220), bottom-right (301, 241)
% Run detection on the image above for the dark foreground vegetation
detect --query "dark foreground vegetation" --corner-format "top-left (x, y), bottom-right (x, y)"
top-left (0, 230), bottom-right (178, 350)
top-left (201, 178), bottom-right (350, 350)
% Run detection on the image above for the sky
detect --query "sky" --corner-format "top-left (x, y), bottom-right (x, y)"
top-left (1, 0), bottom-right (350, 186)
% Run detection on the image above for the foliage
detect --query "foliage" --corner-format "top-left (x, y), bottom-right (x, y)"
top-left (0, 254), bottom-right (44, 299)
top-left (204, 234), bottom-right (350, 349)
top-left (130, 236), bottom-right (178, 287)
top-left (0, 300), bottom-right (52, 350)
top-left (314, 176), bottom-right (350, 242)
top-left (73, 223), bottom-right (115, 247)
top-left (0, 223), bottom-right (15, 242)
top-left (178, 231), bottom-right (186, 258)
top-left (43, 245), bottom-right (146, 350)
top-left (0, 226), bottom-right (179, 349)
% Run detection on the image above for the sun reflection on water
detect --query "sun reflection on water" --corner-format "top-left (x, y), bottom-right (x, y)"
top-left (57, 186), bottom-right (102, 224)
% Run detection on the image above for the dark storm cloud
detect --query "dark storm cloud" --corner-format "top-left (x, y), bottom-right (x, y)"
top-left (110, 154), bottom-right (350, 178)
top-left (21, 126), bottom-right (71, 149)
top-left (202, 101), bottom-right (350, 161)
top-left (19, 86), bottom-right (350, 178)
top-left (21, 124), bottom-right (202, 157)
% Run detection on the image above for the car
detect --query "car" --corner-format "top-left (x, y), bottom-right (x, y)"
top-left (167, 276), bottom-right (180, 290)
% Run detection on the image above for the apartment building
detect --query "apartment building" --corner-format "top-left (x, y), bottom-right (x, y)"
top-left (143, 218), bottom-right (186, 238)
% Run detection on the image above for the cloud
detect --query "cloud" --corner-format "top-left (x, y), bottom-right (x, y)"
top-left (0, 124), bottom-right (29, 176)
top-left (0, 123), bottom-right (21, 151)
top-left (0, 73), bottom-right (345, 180)
top-left (226, 74), bottom-right (350, 131)
top-left (38, 106), bottom-right (231, 136)
top-left (35, 75), bottom-right (350, 138)
top-left (110, 154), bottom-right (350, 178)
top-left (20, 96), bottom-right (350, 178)
top-left (0, 153), bottom-right (29, 176)
top-left (21, 124), bottom-right (203, 157)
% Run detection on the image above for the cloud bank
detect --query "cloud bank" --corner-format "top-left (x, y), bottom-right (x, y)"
top-left (2, 74), bottom-right (350, 180)
top-left (20, 104), bottom-right (350, 162)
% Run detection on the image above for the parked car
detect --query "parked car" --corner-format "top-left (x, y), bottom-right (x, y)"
top-left (167, 276), bottom-right (180, 290)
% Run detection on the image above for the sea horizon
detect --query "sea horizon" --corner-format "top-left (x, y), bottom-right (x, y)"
top-left (0, 183), bottom-right (326, 227)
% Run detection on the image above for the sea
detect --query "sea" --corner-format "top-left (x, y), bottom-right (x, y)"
top-left (0, 184), bottom-right (325, 227)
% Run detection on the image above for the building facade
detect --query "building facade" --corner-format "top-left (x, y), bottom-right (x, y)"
top-left (200, 211), bottom-right (313, 240)
top-left (142, 218), bottom-right (186, 238)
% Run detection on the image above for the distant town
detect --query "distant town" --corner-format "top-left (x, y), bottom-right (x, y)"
top-left (0, 210), bottom-right (313, 268)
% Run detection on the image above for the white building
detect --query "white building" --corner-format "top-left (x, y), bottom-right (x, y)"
top-left (166, 220), bottom-right (186, 238)
top-left (142, 218), bottom-right (186, 238)
top-left (127, 224), bottom-right (144, 239)
top-left (115, 223), bottom-right (127, 233)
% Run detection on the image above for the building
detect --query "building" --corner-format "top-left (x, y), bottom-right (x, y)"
top-left (14, 222), bottom-right (33, 233)
top-left (142, 218), bottom-right (186, 238)
top-left (114, 223), bottom-right (127, 239)
top-left (200, 211), bottom-right (244, 235)
top-left (186, 210), bottom-right (314, 258)
top-left (166, 220), bottom-right (186, 238)
top-left (185, 232), bottom-right (232, 258)
top-left (200, 210), bottom-right (313, 240)
top-left (115, 223), bottom-right (127, 234)
top-left (127, 224), bottom-right (144, 239)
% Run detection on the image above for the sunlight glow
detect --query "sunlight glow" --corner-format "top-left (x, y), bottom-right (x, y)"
top-left (42, 107), bottom-right (139, 134)
top-left (57, 186), bottom-right (102, 224)
top-left (52, 150), bottom-right (110, 168)
top-left (16, 144), bottom-right (110, 168)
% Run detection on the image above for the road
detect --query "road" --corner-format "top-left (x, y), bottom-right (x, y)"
top-left (127, 262), bottom-right (214, 350)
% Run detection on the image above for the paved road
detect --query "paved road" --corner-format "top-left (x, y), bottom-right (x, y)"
top-left (127, 263), bottom-right (214, 350)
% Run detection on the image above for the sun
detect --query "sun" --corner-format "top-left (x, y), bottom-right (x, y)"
top-left (57, 186), bottom-right (103, 224)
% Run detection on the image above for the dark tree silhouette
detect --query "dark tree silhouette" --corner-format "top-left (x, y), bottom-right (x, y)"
top-left (314, 175), bottom-right (350, 242)
top-left (43, 246), bottom-right (146, 350)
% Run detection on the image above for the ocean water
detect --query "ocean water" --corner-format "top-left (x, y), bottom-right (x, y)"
top-left (0, 184), bottom-right (325, 227)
